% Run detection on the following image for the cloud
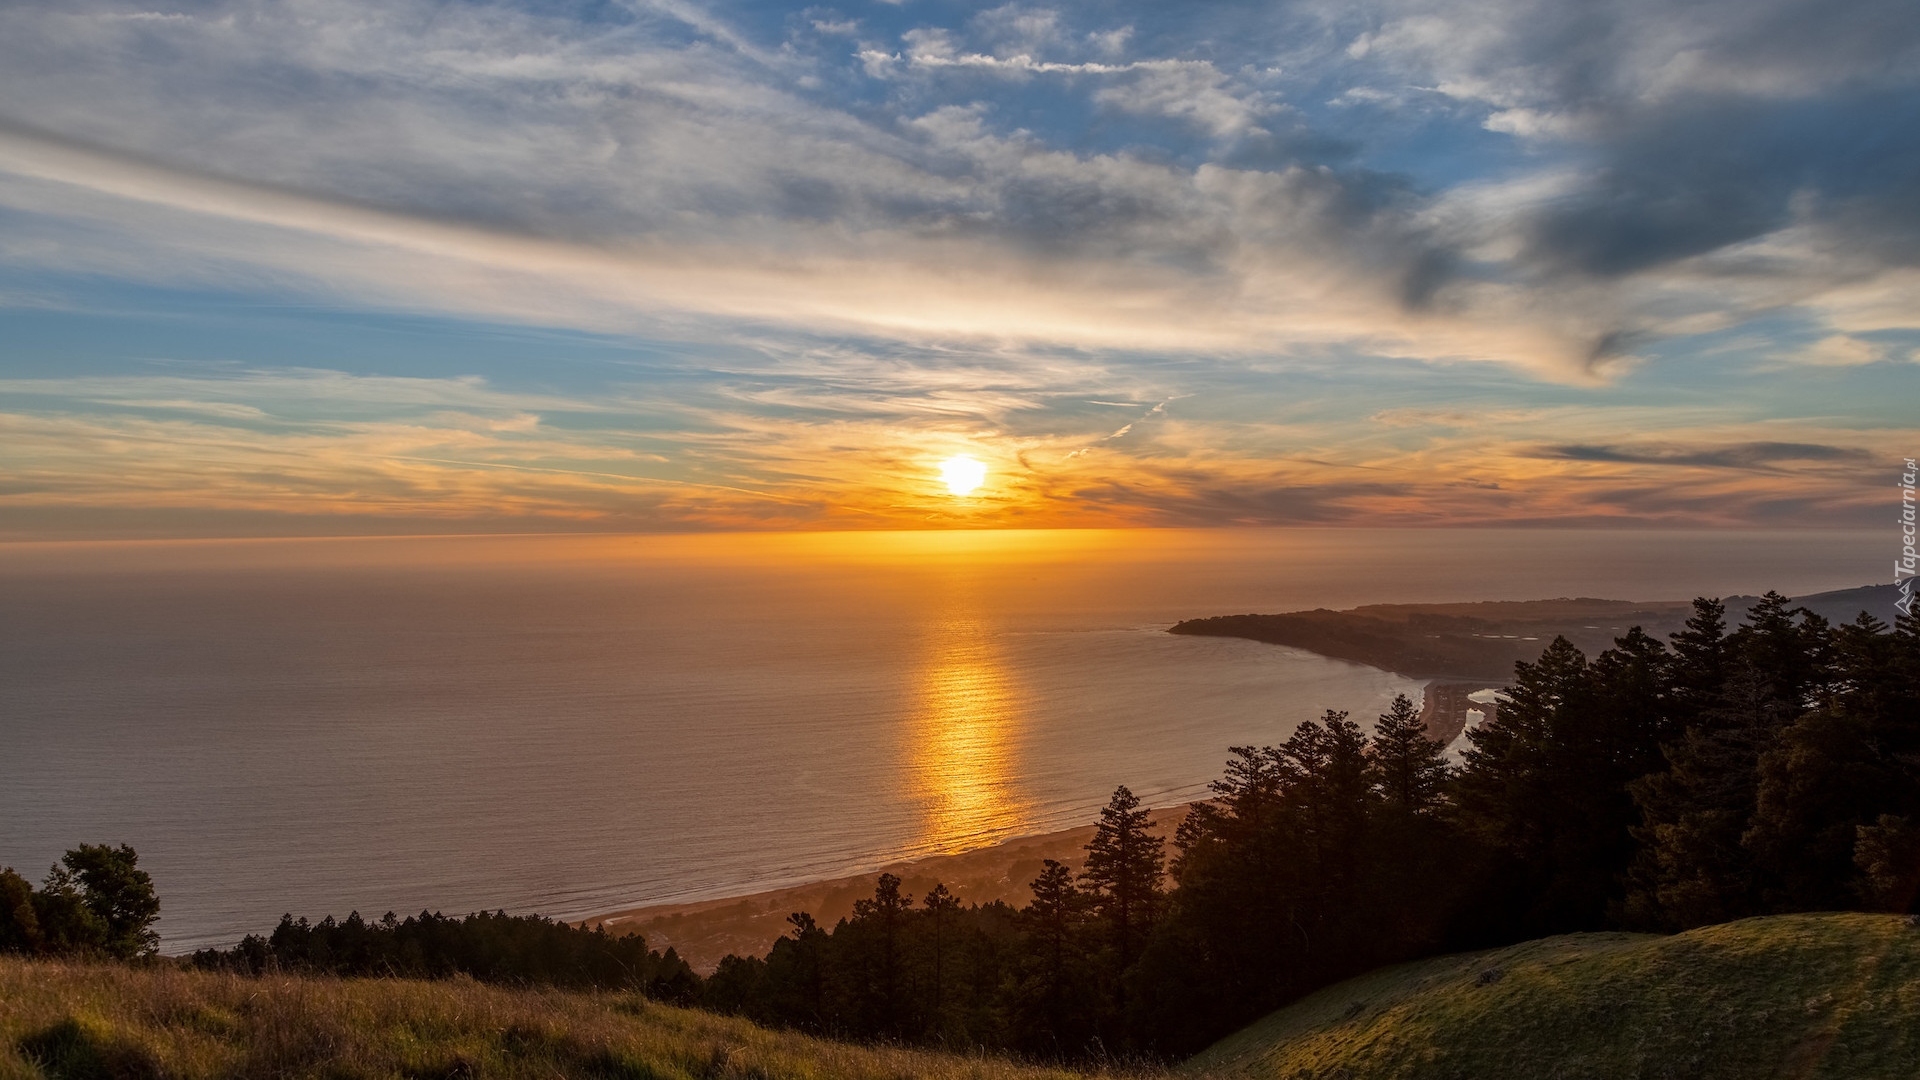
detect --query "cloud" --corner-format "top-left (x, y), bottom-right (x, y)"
top-left (1792, 334), bottom-right (1894, 366)
top-left (0, 356), bottom-right (1900, 534)
top-left (1532, 440), bottom-right (1877, 470)
top-left (1092, 63), bottom-right (1273, 138)
top-left (0, 110), bottom-right (1634, 378)
top-left (1343, 0), bottom-right (1920, 301)
top-left (971, 4), bottom-right (1066, 56)
top-left (0, 0), bottom-right (1911, 385)
top-left (0, 0), bottom-right (1913, 536)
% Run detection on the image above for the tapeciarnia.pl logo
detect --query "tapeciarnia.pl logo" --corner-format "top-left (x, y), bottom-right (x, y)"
top-left (1899, 458), bottom-right (1916, 618)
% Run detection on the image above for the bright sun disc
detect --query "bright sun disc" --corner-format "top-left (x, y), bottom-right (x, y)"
top-left (939, 455), bottom-right (987, 496)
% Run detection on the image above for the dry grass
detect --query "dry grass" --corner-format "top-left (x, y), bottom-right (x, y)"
top-left (0, 959), bottom-right (1132, 1080)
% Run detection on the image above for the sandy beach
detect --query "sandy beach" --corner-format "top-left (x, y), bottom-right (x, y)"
top-left (583, 672), bottom-right (1493, 974)
top-left (584, 804), bottom-right (1192, 973)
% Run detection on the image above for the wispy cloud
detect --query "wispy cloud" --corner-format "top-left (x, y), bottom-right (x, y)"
top-left (0, 358), bottom-right (1898, 535)
top-left (1532, 441), bottom-right (1877, 470)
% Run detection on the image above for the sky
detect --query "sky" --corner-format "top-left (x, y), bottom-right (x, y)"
top-left (0, 0), bottom-right (1915, 537)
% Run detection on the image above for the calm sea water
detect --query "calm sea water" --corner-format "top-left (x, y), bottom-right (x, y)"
top-left (0, 528), bottom-right (1884, 952)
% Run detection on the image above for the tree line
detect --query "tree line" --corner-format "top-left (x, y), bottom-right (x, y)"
top-left (1, 844), bottom-right (699, 1001)
top-left (694, 594), bottom-right (1920, 1058)
top-left (13, 593), bottom-right (1918, 1064)
top-left (190, 910), bottom-right (699, 1001)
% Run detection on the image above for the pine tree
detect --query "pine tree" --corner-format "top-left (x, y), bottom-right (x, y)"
top-left (1081, 785), bottom-right (1165, 972)
top-left (1733, 591), bottom-right (1830, 712)
top-left (1455, 636), bottom-right (1587, 856)
top-left (1021, 860), bottom-right (1085, 1047)
top-left (1451, 627), bottom-right (1683, 934)
top-left (1668, 597), bottom-right (1730, 720)
top-left (849, 873), bottom-right (912, 1035)
top-left (922, 883), bottom-right (958, 1017)
top-left (1362, 697), bottom-right (1463, 960)
top-left (757, 911), bottom-right (828, 1032)
top-left (1624, 663), bottom-right (1780, 928)
top-left (1746, 611), bottom-right (1916, 912)
top-left (1369, 694), bottom-right (1449, 818)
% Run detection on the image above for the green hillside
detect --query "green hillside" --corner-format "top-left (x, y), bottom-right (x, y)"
top-left (1187, 912), bottom-right (1920, 1080)
top-left (0, 958), bottom-right (1105, 1080)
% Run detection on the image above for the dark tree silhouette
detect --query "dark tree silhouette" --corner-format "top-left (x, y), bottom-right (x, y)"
top-left (1081, 785), bottom-right (1165, 972)
top-left (57, 844), bottom-right (161, 959)
top-left (1018, 859), bottom-right (1086, 1049)
top-left (1368, 693), bottom-right (1449, 819)
top-left (922, 882), bottom-right (958, 1019)
top-left (847, 873), bottom-right (912, 1035)
top-left (0, 868), bottom-right (41, 955)
top-left (0, 844), bottom-right (160, 960)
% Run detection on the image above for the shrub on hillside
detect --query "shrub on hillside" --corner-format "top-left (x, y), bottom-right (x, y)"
top-left (0, 844), bottom-right (159, 961)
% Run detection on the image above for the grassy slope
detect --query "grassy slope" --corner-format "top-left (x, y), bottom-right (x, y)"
top-left (1187, 912), bottom-right (1920, 1080)
top-left (11, 913), bottom-right (1919, 1080)
top-left (0, 960), bottom-right (1110, 1080)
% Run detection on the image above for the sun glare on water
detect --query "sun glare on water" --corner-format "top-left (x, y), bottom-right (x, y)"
top-left (939, 455), bottom-right (988, 497)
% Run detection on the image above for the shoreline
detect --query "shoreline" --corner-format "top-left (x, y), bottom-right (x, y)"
top-left (576, 661), bottom-right (1497, 975)
top-left (579, 804), bottom-right (1192, 973)
top-left (578, 661), bottom-right (1499, 975)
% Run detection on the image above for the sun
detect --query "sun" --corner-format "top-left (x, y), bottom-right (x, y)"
top-left (939, 455), bottom-right (988, 497)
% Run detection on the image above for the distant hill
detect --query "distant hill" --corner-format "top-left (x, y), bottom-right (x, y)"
top-left (1187, 912), bottom-right (1920, 1080)
top-left (1170, 584), bottom-right (1904, 681)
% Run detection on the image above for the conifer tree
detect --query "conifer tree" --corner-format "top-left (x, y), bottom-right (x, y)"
top-left (1669, 597), bottom-right (1730, 719)
top-left (1021, 859), bottom-right (1086, 1047)
top-left (1733, 591), bottom-right (1830, 711)
top-left (1369, 694), bottom-right (1449, 818)
top-left (922, 882), bottom-right (958, 1015)
top-left (1361, 696), bottom-right (1463, 958)
top-left (1745, 609), bottom-right (1914, 912)
top-left (1455, 637), bottom-right (1586, 851)
top-left (1081, 785), bottom-right (1165, 971)
top-left (849, 873), bottom-right (913, 1034)
top-left (1453, 636), bottom-right (1605, 934)
top-left (1283, 712), bottom-right (1373, 924)
top-left (1624, 662), bottom-right (1781, 928)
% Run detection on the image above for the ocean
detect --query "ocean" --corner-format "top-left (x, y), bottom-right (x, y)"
top-left (0, 528), bottom-right (1884, 952)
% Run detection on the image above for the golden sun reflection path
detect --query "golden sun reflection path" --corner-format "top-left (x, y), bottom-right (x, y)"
top-left (906, 614), bottom-right (1034, 856)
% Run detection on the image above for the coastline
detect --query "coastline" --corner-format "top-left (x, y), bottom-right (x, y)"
top-left (579, 646), bottom-right (1502, 975)
top-left (581, 804), bottom-right (1191, 973)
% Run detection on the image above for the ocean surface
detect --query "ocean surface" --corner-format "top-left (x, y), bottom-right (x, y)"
top-left (0, 528), bottom-right (1886, 952)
